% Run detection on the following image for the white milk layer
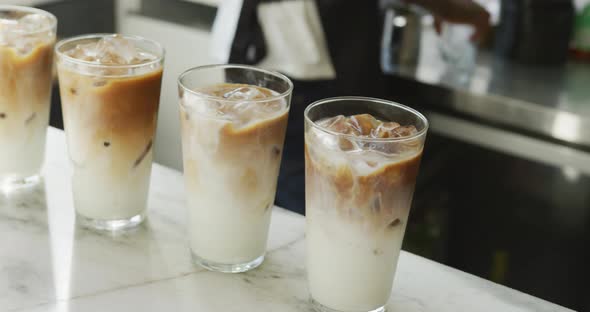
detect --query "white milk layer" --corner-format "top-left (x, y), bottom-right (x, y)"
top-left (182, 112), bottom-right (285, 264)
top-left (307, 206), bottom-right (406, 311)
top-left (0, 107), bottom-right (49, 182)
top-left (70, 149), bottom-right (153, 220)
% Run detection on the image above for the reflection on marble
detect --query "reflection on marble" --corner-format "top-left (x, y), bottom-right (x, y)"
top-left (1, 128), bottom-right (573, 312)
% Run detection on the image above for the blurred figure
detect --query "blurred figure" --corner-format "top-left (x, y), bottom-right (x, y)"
top-left (212, 0), bottom-right (490, 213)
top-left (407, 0), bottom-right (490, 41)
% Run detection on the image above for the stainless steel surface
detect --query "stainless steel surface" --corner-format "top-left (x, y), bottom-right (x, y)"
top-left (392, 23), bottom-right (590, 149)
top-left (426, 111), bottom-right (590, 175)
top-left (381, 15), bottom-right (588, 312)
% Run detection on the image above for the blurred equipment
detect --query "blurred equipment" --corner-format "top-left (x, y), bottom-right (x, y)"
top-left (380, 0), bottom-right (423, 74)
top-left (495, 0), bottom-right (575, 65)
top-left (439, 23), bottom-right (477, 85)
top-left (572, 2), bottom-right (590, 60)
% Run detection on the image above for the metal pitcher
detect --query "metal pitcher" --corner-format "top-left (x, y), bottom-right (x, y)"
top-left (380, 0), bottom-right (424, 74)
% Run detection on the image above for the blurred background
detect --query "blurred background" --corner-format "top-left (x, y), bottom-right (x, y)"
top-left (6, 0), bottom-right (589, 310)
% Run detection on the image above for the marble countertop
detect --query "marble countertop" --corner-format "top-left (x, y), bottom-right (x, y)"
top-left (1, 128), bottom-right (572, 312)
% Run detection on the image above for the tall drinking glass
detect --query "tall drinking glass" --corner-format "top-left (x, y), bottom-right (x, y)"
top-left (178, 64), bottom-right (292, 273)
top-left (0, 5), bottom-right (56, 190)
top-left (55, 34), bottom-right (164, 230)
top-left (304, 97), bottom-right (428, 312)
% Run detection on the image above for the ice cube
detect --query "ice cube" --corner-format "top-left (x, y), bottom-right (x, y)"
top-left (365, 137), bottom-right (422, 155)
top-left (227, 101), bottom-right (257, 124)
top-left (63, 35), bottom-right (155, 67)
top-left (318, 115), bottom-right (417, 139)
top-left (318, 115), bottom-right (354, 134)
top-left (0, 13), bottom-right (53, 52)
top-left (183, 95), bottom-right (232, 120)
top-left (362, 141), bottom-right (396, 155)
top-left (349, 114), bottom-right (379, 136)
top-left (316, 116), bottom-right (380, 152)
top-left (216, 86), bottom-right (286, 123)
top-left (392, 125), bottom-right (418, 137)
top-left (349, 151), bottom-right (386, 174)
top-left (95, 35), bottom-right (138, 65)
top-left (231, 101), bottom-right (253, 114)
top-left (18, 14), bottom-right (51, 32)
top-left (255, 99), bottom-right (285, 114)
top-left (0, 19), bottom-right (20, 41)
top-left (223, 86), bottom-right (266, 101)
top-left (318, 114), bottom-right (379, 136)
top-left (184, 84), bottom-right (285, 124)
top-left (371, 122), bottom-right (401, 138)
top-left (134, 51), bottom-right (157, 63)
top-left (338, 137), bottom-right (361, 152)
top-left (65, 42), bottom-right (100, 62)
top-left (229, 100), bottom-right (284, 124)
top-left (311, 128), bottom-right (340, 151)
top-left (14, 38), bottom-right (33, 54)
top-left (0, 18), bottom-right (17, 46)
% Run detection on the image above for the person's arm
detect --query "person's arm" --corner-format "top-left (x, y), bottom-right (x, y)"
top-left (405, 0), bottom-right (490, 41)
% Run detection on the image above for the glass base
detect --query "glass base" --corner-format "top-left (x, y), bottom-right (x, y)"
top-left (0, 175), bottom-right (41, 193)
top-left (191, 252), bottom-right (264, 273)
top-left (310, 298), bottom-right (386, 312)
top-left (76, 211), bottom-right (146, 231)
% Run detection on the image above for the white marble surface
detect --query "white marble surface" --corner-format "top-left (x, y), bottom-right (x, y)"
top-left (0, 128), bottom-right (572, 312)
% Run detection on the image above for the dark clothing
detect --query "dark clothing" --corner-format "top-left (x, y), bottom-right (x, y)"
top-left (229, 0), bottom-right (386, 214)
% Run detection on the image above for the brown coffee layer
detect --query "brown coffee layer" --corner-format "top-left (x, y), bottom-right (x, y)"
top-left (58, 67), bottom-right (162, 172)
top-left (181, 109), bottom-right (288, 199)
top-left (198, 83), bottom-right (275, 99)
top-left (305, 145), bottom-right (422, 230)
top-left (217, 112), bottom-right (288, 159)
top-left (223, 112), bottom-right (288, 198)
top-left (0, 42), bottom-right (54, 118)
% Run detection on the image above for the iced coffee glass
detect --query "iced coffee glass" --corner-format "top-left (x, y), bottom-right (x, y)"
top-left (0, 5), bottom-right (56, 190)
top-left (55, 34), bottom-right (164, 230)
top-left (304, 97), bottom-right (428, 312)
top-left (177, 65), bottom-right (292, 273)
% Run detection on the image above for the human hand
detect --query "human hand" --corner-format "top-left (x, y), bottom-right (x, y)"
top-left (405, 0), bottom-right (491, 42)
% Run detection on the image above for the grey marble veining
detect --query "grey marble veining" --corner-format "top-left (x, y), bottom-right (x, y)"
top-left (1, 128), bottom-right (573, 312)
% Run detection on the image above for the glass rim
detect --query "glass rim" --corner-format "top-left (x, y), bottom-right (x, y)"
top-left (55, 33), bottom-right (165, 70)
top-left (177, 64), bottom-right (294, 104)
top-left (0, 5), bottom-right (57, 36)
top-left (304, 96), bottom-right (429, 143)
